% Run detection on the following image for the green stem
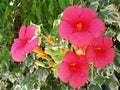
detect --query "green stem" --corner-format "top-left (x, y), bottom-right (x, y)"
top-left (68, 85), bottom-right (70, 90)
top-left (90, 63), bottom-right (94, 81)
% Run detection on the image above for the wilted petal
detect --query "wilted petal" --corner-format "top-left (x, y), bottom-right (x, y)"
top-left (87, 18), bottom-right (106, 37)
top-left (58, 62), bottom-right (71, 83)
top-left (58, 21), bottom-right (73, 39)
top-left (11, 39), bottom-right (26, 62)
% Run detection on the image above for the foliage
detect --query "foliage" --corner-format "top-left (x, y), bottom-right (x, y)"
top-left (0, 0), bottom-right (120, 90)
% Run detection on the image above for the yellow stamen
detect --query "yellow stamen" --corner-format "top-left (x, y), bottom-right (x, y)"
top-left (76, 23), bottom-right (82, 31)
top-left (70, 63), bottom-right (77, 70)
top-left (96, 48), bottom-right (101, 51)
top-left (70, 63), bottom-right (76, 67)
top-left (76, 47), bottom-right (86, 56)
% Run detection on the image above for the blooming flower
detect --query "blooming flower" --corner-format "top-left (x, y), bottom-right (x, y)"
top-left (11, 25), bottom-right (38, 62)
top-left (58, 51), bottom-right (88, 88)
top-left (58, 6), bottom-right (106, 48)
top-left (86, 37), bottom-right (115, 68)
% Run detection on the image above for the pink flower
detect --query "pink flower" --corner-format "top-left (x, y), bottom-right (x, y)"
top-left (11, 25), bottom-right (38, 62)
top-left (58, 51), bottom-right (88, 88)
top-left (86, 37), bottom-right (115, 68)
top-left (58, 6), bottom-right (106, 47)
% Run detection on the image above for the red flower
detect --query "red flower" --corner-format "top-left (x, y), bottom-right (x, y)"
top-left (11, 25), bottom-right (38, 62)
top-left (86, 37), bottom-right (115, 68)
top-left (58, 6), bottom-right (105, 47)
top-left (58, 51), bottom-right (88, 88)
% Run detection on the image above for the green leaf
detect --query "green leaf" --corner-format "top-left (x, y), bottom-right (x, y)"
top-left (94, 75), bottom-right (105, 85)
top-left (90, 1), bottom-right (99, 11)
top-left (88, 84), bottom-right (102, 90)
top-left (45, 47), bottom-right (65, 63)
top-left (14, 85), bottom-right (21, 90)
top-left (103, 74), bottom-right (119, 90)
top-left (97, 64), bottom-right (114, 77)
top-left (58, 0), bottom-right (66, 9)
top-left (113, 52), bottom-right (120, 73)
top-left (78, 87), bottom-right (86, 90)
top-left (117, 33), bottom-right (120, 42)
top-left (37, 68), bottom-right (49, 82)
top-left (69, 0), bottom-right (73, 5)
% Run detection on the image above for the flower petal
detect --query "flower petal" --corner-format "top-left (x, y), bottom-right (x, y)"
top-left (25, 25), bottom-right (36, 39)
top-left (70, 31), bottom-right (93, 48)
top-left (69, 57), bottom-right (88, 88)
top-left (80, 8), bottom-right (97, 22)
top-left (103, 48), bottom-right (115, 64)
top-left (94, 56), bottom-right (108, 68)
top-left (87, 18), bottom-right (106, 37)
top-left (19, 26), bottom-right (27, 39)
top-left (103, 37), bottom-right (113, 49)
top-left (92, 37), bottom-right (103, 48)
top-left (63, 51), bottom-right (79, 64)
top-left (24, 38), bottom-right (38, 53)
top-left (63, 6), bottom-right (82, 24)
top-left (94, 48), bottom-right (114, 68)
top-left (58, 21), bottom-right (73, 39)
top-left (58, 62), bottom-right (71, 83)
top-left (86, 45), bottom-right (96, 62)
top-left (11, 39), bottom-right (25, 62)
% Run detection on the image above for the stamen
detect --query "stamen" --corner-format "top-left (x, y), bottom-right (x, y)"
top-left (76, 47), bottom-right (86, 56)
top-left (70, 63), bottom-right (76, 67)
top-left (70, 63), bottom-right (77, 70)
top-left (96, 48), bottom-right (101, 51)
top-left (76, 23), bottom-right (82, 31)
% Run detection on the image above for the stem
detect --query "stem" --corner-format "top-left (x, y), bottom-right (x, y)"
top-left (90, 63), bottom-right (94, 81)
top-left (68, 85), bottom-right (70, 90)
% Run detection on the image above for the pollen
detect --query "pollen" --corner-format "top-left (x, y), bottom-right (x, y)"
top-left (70, 63), bottom-right (76, 67)
top-left (70, 63), bottom-right (77, 71)
top-left (76, 23), bottom-right (82, 31)
top-left (76, 47), bottom-right (86, 56)
top-left (95, 48), bottom-right (102, 51)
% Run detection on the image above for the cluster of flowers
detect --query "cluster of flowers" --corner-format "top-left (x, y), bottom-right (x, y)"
top-left (58, 6), bottom-right (115, 88)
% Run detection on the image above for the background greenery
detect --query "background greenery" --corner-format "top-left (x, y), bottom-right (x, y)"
top-left (0, 0), bottom-right (120, 90)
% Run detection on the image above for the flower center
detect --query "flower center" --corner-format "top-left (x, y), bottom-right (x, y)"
top-left (70, 63), bottom-right (77, 71)
top-left (96, 48), bottom-right (101, 51)
top-left (95, 48), bottom-right (102, 55)
top-left (76, 47), bottom-right (86, 56)
top-left (76, 23), bottom-right (82, 31)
